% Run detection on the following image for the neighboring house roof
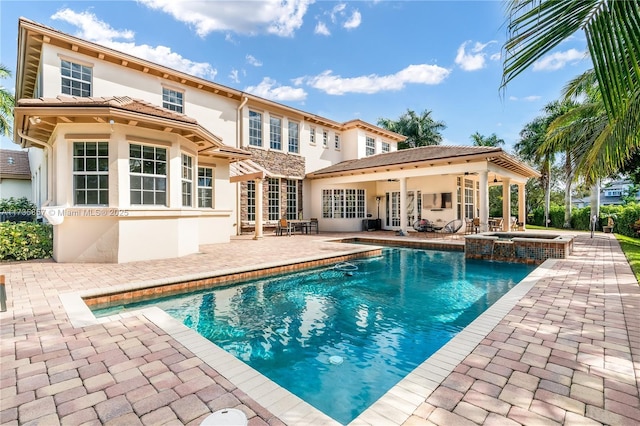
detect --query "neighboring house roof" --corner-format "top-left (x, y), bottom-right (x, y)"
top-left (306, 145), bottom-right (540, 179)
top-left (15, 18), bottom-right (405, 143)
top-left (14, 96), bottom-right (251, 160)
top-left (0, 149), bottom-right (31, 180)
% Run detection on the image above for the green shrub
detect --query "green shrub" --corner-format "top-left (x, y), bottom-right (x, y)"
top-left (0, 222), bottom-right (53, 261)
top-left (0, 197), bottom-right (37, 222)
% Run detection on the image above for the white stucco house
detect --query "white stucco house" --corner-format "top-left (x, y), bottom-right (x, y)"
top-left (12, 18), bottom-right (539, 263)
top-left (0, 149), bottom-right (32, 200)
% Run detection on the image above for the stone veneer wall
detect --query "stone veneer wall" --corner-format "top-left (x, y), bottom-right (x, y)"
top-left (240, 147), bottom-right (306, 232)
top-left (465, 235), bottom-right (574, 264)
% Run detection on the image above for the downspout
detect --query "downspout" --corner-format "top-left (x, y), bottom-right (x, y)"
top-left (18, 129), bottom-right (53, 208)
top-left (235, 95), bottom-right (249, 235)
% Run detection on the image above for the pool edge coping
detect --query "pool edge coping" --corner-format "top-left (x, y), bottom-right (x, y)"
top-left (57, 239), bottom-right (555, 426)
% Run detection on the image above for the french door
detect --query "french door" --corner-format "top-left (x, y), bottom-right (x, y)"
top-left (385, 190), bottom-right (421, 228)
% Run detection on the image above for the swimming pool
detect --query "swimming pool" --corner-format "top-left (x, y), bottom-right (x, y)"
top-left (94, 247), bottom-right (535, 424)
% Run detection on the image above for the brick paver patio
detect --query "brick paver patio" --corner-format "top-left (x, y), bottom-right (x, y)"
top-left (1, 231), bottom-right (638, 425)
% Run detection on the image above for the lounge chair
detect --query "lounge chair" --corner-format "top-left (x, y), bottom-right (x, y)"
top-left (276, 218), bottom-right (293, 236)
top-left (435, 219), bottom-right (463, 238)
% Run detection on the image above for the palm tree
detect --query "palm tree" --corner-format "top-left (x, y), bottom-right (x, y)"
top-left (0, 64), bottom-right (15, 137)
top-left (378, 109), bottom-right (446, 149)
top-left (470, 132), bottom-right (505, 147)
top-left (502, 0), bottom-right (640, 176)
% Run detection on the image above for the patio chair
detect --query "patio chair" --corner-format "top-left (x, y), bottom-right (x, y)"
top-left (490, 218), bottom-right (503, 232)
top-left (413, 219), bottom-right (435, 234)
top-left (276, 218), bottom-right (293, 236)
top-left (308, 218), bottom-right (319, 234)
top-left (435, 219), bottom-right (463, 238)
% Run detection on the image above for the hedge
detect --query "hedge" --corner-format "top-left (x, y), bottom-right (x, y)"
top-left (0, 222), bottom-right (53, 261)
top-left (528, 203), bottom-right (640, 238)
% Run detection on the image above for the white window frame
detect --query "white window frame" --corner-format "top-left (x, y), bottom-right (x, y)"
top-left (247, 180), bottom-right (256, 221)
top-left (61, 59), bottom-right (92, 97)
top-left (198, 166), bottom-right (214, 208)
top-left (249, 111), bottom-right (263, 147)
top-left (322, 188), bottom-right (366, 219)
top-left (310, 127), bottom-right (316, 145)
top-left (334, 134), bottom-right (341, 150)
top-left (382, 142), bottom-right (390, 153)
top-left (72, 141), bottom-right (108, 205)
top-left (181, 153), bottom-right (194, 207)
top-left (323, 130), bottom-right (328, 148)
top-left (270, 116), bottom-right (282, 150)
top-left (163, 87), bottom-right (184, 113)
top-left (268, 178), bottom-right (280, 221)
top-left (286, 179), bottom-right (298, 220)
top-left (288, 121), bottom-right (299, 154)
top-left (366, 136), bottom-right (376, 156)
top-left (129, 143), bottom-right (168, 206)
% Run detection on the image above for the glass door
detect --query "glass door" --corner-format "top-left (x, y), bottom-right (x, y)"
top-left (386, 190), bottom-right (421, 229)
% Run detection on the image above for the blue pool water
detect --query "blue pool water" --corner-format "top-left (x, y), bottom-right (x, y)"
top-left (94, 248), bottom-right (535, 424)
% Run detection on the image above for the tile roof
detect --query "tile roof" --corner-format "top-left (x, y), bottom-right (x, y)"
top-left (0, 149), bottom-right (31, 179)
top-left (308, 145), bottom-right (504, 176)
top-left (17, 96), bottom-right (198, 124)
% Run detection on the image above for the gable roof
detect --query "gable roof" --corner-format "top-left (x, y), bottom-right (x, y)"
top-left (14, 95), bottom-right (251, 160)
top-left (306, 145), bottom-right (540, 179)
top-left (0, 149), bottom-right (31, 180)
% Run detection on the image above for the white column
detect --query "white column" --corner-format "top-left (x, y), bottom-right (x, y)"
top-left (254, 177), bottom-right (264, 240)
top-left (518, 183), bottom-right (526, 230)
top-left (400, 177), bottom-right (407, 234)
top-left (502, 178), bottom-right (511, 231)
top-left (479, 171), bottom-right (489, 232)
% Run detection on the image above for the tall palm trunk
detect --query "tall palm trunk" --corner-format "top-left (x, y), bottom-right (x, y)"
top-left (563, 152), bottom-right (573, 228)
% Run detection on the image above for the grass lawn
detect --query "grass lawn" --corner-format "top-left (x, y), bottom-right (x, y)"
top-left (615, 234), bottom-right (640, 283)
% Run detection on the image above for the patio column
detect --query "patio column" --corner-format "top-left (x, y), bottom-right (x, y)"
top-left (400, 177), bottom-right (407, 234)
top-left (479, 171), bottom-right (489, 232)
top-left (502, 177), bottom-right (511, 231)
top-left (518, 183), bottom-right (526, 230)
top-left (254, 177), bottom-right (264, 240)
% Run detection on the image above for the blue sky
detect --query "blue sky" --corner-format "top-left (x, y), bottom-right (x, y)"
top-left (1, 0), bottom-right (591, 152)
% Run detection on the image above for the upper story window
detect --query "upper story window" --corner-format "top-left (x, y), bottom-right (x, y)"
top-left (249, 111), bottom-right (262, 147)
top-left (334, 134), bottom-right (341, 150)
top-left (163, 88), bottom-right (184, 113)
top-left (181, 154), bottom-right (193, 207)
top-left (310, 127), bottom-right (316, 145)
top-left (198, 167), bottom-right (214, 208)
top-left (129, 144), bottom-right (167, 206)
top-left (270, 116), bottom-right (282, 150)
top-left (288, 121), bottom-right (299, 154)
top-left (323, 131), bottom-right (328, 148)
top-left (73, 142), bottom-right (108, 205)
top-left (382, 142), bottom-right (390, 153)
top-left (61, 60), bottom-right (92, 97)
top-left (366, 136), bottom-right (376, 156)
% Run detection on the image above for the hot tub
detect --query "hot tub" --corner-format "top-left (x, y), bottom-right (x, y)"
top-left (465, 232), bottom-right (574, 264)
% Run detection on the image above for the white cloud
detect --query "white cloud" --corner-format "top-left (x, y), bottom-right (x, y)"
top-left (229, 69), bottom-right (240, 83)
top-left (343, 10), bottom-right (361, 30)
top-left (51, 8), bottom-right (217, 80)
top-left (138, 0), bottom-right (313, 38)
top-left (490, 52), bottom-right (501, 61)
top-left (533, 49), bottom-right (586, 71)
top-left (302, 64), bottom-right (450, 95)
top-left (455, 40), bottom-right (497, 71)
top-left (246, 55), bottom-right (263, 67)
top-left (509, 95), bottom-right (541, 102)
top-left (315, 21), bottom-right (330, 36)
top-left (245, 77), bottom-right (307, 101)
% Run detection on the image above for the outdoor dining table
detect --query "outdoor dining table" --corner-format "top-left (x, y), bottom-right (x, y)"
top-left (288, 219), bottom-right (313, 234)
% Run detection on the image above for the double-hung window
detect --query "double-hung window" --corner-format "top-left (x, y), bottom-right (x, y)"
top-left (309, 127), bottom-right (316, 145)
top-left (129, 144), bottom-right (167, 205)
top-left (322, 188), bottom-right (366, 219)
top-left (73, 142), bottom-right (108, 205)
top-left (382, 142), bottom-right (390, 153)
top-left (61, 60), bottom-right (92, 97)
top-left (268, 178), bottom-right (280, 220)
top-left (286, 179), bottom-right (298, 220)
top-left (249, 111), bottom-right (262, 147)
top-left (198, 167), bottom-right (213, 208)
top-left (181, 154), bottom-right (193, 206)
top-left (288, 121), bottom-right (299, 153)
top-left (163, 88), bottom-right (184, 113)
top-left (270, 116), bottom-right (282, 150)
top-left (323, 131), bottom-right (328, 148)
top-left (366, 137), bottom-right (376, 156)
top-left (334, 134), bottom-right (341, 150)
top-left (247, 180), bottom-right (256, 221)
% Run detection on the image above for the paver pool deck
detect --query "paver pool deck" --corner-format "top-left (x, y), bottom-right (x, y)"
top-left (0, 230), bottom-right (638, 425)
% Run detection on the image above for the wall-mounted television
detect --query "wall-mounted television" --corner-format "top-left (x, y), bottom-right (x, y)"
top-left (422, 192), bottom-right (453, 209)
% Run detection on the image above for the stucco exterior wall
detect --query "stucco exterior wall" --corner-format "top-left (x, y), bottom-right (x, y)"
top-left (0, 179), bottom-right (32, 200)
